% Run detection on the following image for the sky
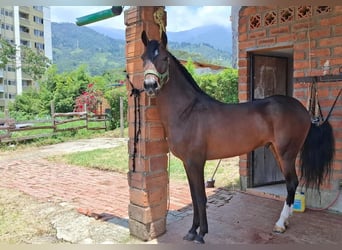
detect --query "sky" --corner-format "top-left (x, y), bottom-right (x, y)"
top-left (50, 6), bottom-right (231, 32)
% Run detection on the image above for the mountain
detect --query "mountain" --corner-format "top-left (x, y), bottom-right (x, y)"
top-left (167, 25), bottom-right (232, 52)
top-left (90, 24), bottom-right (232, 53)
top-left (89, 25), bottom-right (125, 40)
top-left (52, 22), bottom-right (232, 75)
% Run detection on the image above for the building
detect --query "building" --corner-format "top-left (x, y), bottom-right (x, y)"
top-left (235, 6), bottom-right (341, 212)
top-left (0, 6), bottom-right (52, 111)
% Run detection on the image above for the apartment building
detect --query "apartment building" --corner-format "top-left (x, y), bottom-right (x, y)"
top-left (0, 6), bottom-right (52, 110)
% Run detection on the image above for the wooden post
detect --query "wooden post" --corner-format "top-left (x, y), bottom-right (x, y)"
top-left (120, 96), bottom-right (124, 137)
top-left (4, 108), bottom-right (9, 119)
top-left (50, 101), bottom-right (56, 132)
top-left (50, 101), bottom-right (55, 116)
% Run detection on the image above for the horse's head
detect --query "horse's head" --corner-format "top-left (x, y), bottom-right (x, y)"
top-left (141, 30), bottom-right (169, 97)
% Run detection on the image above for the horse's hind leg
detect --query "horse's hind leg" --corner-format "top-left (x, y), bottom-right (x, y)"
top-left (269, 144), bottom-right (299, 233)
top-left (273, 156), bottom-right (298, 233)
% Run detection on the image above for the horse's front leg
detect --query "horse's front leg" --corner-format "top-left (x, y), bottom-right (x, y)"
top-left (183, 180), bottom-right (200, 241)
top-left (183, 161), bottom-right (208, 244)
top-left (194, 180), bottom-right (208, 244)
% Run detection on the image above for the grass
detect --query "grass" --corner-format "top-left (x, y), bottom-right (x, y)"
top-left (49, 143), bottom-right (240, 188)
top-left (49, 144), bottom-right (129, 173)
top-left (0, 187), bottom-right (58, 243)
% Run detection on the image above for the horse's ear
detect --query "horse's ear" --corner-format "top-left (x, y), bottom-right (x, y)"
top-left (161, 31), bottom-right (167, 47)
top-left (141, 31), bottom-right (149, 47)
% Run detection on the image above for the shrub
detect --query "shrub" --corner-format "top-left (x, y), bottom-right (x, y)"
top-left (104, 86), bottom-right (128, 130)
top-left (74, 83), bottom-right (101, 113)
top-left (195, 68), bottom-right (238, 103)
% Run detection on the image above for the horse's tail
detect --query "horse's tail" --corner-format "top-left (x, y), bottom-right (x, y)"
top-left (299, 120), bottom-right (335, 190)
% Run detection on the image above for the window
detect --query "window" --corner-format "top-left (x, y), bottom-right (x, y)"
top-left (1, 23), bottom-right (14, 31)
top-left (7, 80), bottom-right (16, 86)
top-left (6, 66), bottom-right (16, 72)
top-left (35, 42), bottom-right (44, 50)
top-left (0, 8), bottom-right (13, 17)
top-left (34, 29), bottom-right (44, 37)
top-left (19, 11), bottom-right (29, 20)
top-left (22, 80), bottom-right (32, 88)
top-left (33, 16), bottom-right (44, 24)
top-left (20, 25), bottom-right (29, 33)
top-left (21, 40), bottom-right (30, 47)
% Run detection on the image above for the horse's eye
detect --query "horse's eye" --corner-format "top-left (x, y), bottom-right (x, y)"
top-left (163, 56), bottom-right (168, 61)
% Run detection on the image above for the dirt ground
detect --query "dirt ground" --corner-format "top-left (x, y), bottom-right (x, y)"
top-left (0, 187), bottom-right (61, 243)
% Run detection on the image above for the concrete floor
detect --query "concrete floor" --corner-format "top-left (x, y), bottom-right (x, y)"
top-left (155, 189), bottom-right (342, 244)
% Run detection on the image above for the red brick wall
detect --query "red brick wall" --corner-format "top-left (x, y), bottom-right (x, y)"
top-left (125, 6), bottom-right (169, 241)
top-left (238, 6), bottom-right (342, 192)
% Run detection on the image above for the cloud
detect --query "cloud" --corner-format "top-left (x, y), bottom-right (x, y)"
top-left (166, 6), bottom-right (231, 31)
top-left (50, 6), bottom-right (231, 31)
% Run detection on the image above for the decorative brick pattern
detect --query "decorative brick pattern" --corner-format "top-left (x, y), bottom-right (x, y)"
top-left (264, 11), bottom-right (277, 26)
top-left (297, 6), bottom-right (312, 19)
top-left (249, 14), bottom-right (261, 30)
top-left (315, 6), bottom-right (332, 15)
top-left (248, 6), bottom-right (333, 31)
top-left (280, 7), bottom-right (295, 23)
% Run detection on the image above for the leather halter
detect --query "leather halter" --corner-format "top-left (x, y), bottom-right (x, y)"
top-left (144, 60), bottom-right (170, 89)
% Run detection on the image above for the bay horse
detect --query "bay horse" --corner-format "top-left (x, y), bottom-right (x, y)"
top-left (141, 31), bottom-right (335, 244)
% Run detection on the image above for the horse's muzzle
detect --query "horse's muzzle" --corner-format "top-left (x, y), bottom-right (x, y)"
top-left (144, 77), bottom-right (159, 97)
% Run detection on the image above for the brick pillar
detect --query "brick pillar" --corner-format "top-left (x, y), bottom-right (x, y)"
top-left (124, 6), bottom-right (169, 241)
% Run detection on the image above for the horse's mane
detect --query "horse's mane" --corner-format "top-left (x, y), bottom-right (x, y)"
top-left (168, 51), bottom-right (214, 100)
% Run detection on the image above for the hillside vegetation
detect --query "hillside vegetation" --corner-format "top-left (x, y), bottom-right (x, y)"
top-left (52, 23), bottom-right (126, 76)
top-left (52, 23), bottom-right (232, 75)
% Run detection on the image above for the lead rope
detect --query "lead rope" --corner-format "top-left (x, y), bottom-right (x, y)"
top-left (153, 7), bottom-right (166, 39)
top-left (127, 74), bottom-right (144, 172)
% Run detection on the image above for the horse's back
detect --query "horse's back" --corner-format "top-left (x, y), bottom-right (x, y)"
top-left (203, 95), bottom-right (311, 159)
top-left (261, 95), bottom-right (310, 121)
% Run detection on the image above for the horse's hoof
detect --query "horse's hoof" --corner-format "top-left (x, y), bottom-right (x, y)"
top-left (183, 232), bottom-right (197, 241)
top-left (194, 235), bottom-right (205, 244)
top-left (273, 224), bottom-right (286, 233)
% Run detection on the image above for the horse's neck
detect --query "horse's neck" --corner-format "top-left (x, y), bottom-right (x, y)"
top-left (155, 61), bottom-right (202, 127)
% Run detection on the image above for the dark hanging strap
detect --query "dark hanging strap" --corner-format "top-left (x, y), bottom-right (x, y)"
top-left (127, 74), bottom-right (144, 172)
top-left (325, 88), bottom-right (342, 122)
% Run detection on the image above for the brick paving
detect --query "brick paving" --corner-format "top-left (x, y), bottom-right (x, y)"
top-left (0, 139), bottom-right (341, 244)
top-left (0, 157), bottom-right (201, 220)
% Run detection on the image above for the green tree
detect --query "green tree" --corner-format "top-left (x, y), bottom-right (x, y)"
top-left (0, 38), bottom-right (16, 69)
top-left (43, 64), bottom-right (60, 93)
top-left (53, 65), bottom-right (91, 113)
top-left (1, 38), bottom-right (51, 79)
top-left (20, 46), bottom-right (51, 80)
